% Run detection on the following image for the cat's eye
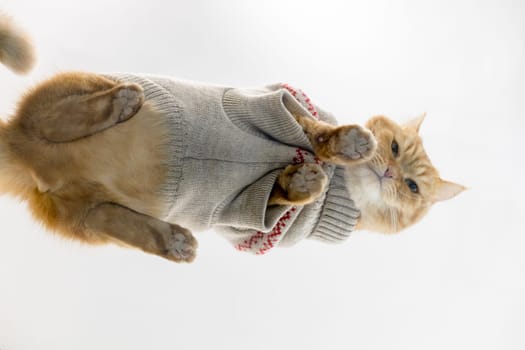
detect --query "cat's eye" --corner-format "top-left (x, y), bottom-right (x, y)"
top-left (391, 140), bottom-right (399, 157)
top-left (405, 179), bottom-right (419, 193)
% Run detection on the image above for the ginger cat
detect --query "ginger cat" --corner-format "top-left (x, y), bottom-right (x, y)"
top-left (0, 15), bottom-right (464, 262)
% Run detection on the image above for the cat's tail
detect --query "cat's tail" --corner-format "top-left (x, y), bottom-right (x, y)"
top-left (0, 13), bottom-right (35, 74)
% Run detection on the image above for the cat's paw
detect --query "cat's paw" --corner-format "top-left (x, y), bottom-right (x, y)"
top-left (317, 125), bottom-right (377, 164)
top-left (165, 225), bottom-right (198, 263)
top-left (112, 83), bottom-right (144, 122)
top-left (284, 163), bottom-right (328, 204)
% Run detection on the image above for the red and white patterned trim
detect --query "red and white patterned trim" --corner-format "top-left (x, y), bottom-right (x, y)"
top-left (294, 147), bottom-right (321, 166)
top-left (235, 207), bottom-right (298, 255)
top-left (281, 83), bottom-right (320, 120)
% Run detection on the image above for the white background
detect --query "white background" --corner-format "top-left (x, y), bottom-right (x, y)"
top-left (0, 1), bottom-right (523, 349)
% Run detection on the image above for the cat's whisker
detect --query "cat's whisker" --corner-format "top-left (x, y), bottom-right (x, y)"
top-left (385, 184), bottom-right (396, 199)
top-left (389, 207), bottom-right (399, 232)
top-left (387, 208), bottom-right (394, 232)
top-left (372, 153), bottom-right (385, 168)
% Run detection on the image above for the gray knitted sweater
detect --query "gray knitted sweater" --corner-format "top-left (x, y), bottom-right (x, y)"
top-left (107, 74), bottom-right (360, 254)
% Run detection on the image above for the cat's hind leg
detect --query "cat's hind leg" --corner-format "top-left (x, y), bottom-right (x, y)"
top-left (269, 163), bottom-right (328, 206)
top-left (19, 72), bottom-right (144, 142)
top-left (84, 203), bottom-right (198, 263)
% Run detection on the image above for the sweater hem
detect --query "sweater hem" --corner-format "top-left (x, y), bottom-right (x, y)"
top-left (102, 73), bottom-right (185, 214)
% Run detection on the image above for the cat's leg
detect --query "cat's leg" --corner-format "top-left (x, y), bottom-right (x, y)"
top-left (293, 114), bottom-right (377, 165)
top-left (84, 203), bottom-right (198, 263)
top-left (25, 73), bottom-right (144, 142)
top-left (269, 163), bottom-right (328, 206)
top-left (40, 84), bottom-right (143, 142)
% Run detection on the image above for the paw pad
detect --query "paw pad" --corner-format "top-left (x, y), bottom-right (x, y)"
top-left (287, 163), bottom-right (328, 202)
top-left (113, 84), bottom-right (144, 122)
top-left (334, 125), bottom-right (377, 162)
top-left (166, 227), bottom-right (198, 263)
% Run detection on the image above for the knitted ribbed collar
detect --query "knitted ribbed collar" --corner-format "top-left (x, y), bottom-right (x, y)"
top-left (309, 166), bottom-right (360, 243)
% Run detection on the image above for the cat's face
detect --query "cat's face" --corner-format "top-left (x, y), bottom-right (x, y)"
top-left (345, 115), bottom-right (464, 233)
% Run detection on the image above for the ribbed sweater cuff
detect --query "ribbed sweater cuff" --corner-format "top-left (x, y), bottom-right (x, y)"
top-left (222, 87), bottom-right (313, 151)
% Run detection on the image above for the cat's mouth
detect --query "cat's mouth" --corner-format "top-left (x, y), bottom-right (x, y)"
top-left (367, 165), bottom-right (393, 190)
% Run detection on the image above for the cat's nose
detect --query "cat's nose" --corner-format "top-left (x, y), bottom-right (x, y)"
top-left (384, 167), bottom-right (396, 179)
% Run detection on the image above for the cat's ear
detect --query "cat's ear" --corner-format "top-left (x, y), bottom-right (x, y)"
top-left (432, 179), bottom-right (466, 202)
top-left (404, 112), bottom-right (426, 133)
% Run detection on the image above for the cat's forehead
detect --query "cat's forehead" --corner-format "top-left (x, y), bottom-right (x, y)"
top-left (399, 131), bottom-right (426, 158)
top-left (400, 128), bottom-right (436, 164)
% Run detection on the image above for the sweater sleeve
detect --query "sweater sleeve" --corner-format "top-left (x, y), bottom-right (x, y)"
top-left (273, 83), bottom-right (339, 126)
top-left (216, 83), bottom-right (351, 254)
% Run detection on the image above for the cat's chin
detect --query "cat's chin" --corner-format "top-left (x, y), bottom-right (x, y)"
top-left (343, 164), bottom-right (383, 209)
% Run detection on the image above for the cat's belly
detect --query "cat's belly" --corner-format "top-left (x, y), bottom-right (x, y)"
top-left (72, 102), bottom-right (173, 219)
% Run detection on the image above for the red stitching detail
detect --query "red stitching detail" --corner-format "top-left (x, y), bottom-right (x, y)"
top-left (281, 83), bottom-right (319, 120)
top-left (281, 83), bottom-right (298, 97)
top-left (301, 91), bottom-right (319, 118)
top-left (256, 207), bottom-right (297, 255)
top-left (293, 148), bottom-right (306, 164)
top-left (235, 231), bottom-right (264, 251)
top-left (235, 207), bottom-right (298, 254)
